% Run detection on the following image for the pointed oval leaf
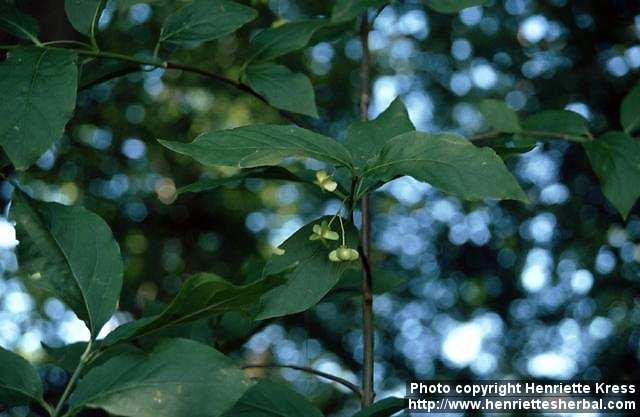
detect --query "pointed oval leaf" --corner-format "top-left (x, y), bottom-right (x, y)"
top-left (479, 99), bottom-right (521, 134)
top-left (360, 132), bottom-right (527, 202)
top-left (247, 20), bottom-right (325, 63)
top-left (514, 109), bottom-right (590, 147)
top-left (620, 82), bottom-right (640, 134)
top-left (351, 397), bottom-right (406, 417)
top-left (345, 97), bottom-right (415, 168)
top-left (69, 339), bottom-right (253, 417)
top-left (424, 0), bottom-right (487, 13)
top-left (222, 379), bottom-right (324, 417)
top-left (11, 189), bottom-right (123, 337)
top-left (0, 347), bottom-right (43, 407)
top-left (0, 47), bottom-right (78, 170)
top-left (243, 63), bottom-right (318, 118)
top-left (160, 0), bottom-right (256, 46)
top-left (64, 0), bottom-right (106, 36)
top-left (159, 124), bottom-right (354, 169)
top-left (0, 3), bottom-right (38, 41)
top-left (330, 0), bottom-right (387, 25)
top-left (103, 273), bottom-right (282, 346)
top-left (583, 131), bottom-right (640, 219)
top-left (257, 216), bottom-right (359, 320)
top-left (520, 109), bottom-right (590, 143)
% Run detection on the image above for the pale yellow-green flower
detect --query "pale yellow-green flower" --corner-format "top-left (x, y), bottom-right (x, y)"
top-left (314, 170), bottom-right (338, 192)
top-left (309, 221), bottom-right (340, 242)
top-left (328, 245), bottom-right (359, 262)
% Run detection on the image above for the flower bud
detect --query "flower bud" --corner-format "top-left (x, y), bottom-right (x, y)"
top-left (315, 170), bottom-right (330, 183)
top-left (328, 249), bottom-right (340, 262)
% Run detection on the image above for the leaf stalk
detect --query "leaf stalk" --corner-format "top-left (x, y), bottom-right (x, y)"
top-left (52, 340), bottom-right (93, 417)
top-left (241, 363), bottom-right (363, 398)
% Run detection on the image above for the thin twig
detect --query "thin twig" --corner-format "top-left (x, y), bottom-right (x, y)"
top-left (79, 65), bottom-right (139, 91)
top-left (358, 11), bottom-right (375, 409)
top-left (241, 364), bottom-right (363, 398)
top-left (15, 45), bottom-right (304, 127)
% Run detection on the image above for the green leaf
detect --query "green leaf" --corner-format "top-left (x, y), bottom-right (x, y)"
top-left (247, 20), bottom-right (325, 63)
top-left (516, 109), bottom-right (590, 145)
top-left (179, 166), bottom-right (303, 195)
top-left (424, 0), bottom-right (487, 13)
top-left (257, 216), bottom-right (359, 320)
top-left (222, 379), bottom-right (324, 417)
top-left (583, 131), bottom-right (640, 218)
top-left (159, 124), bottom-right (354, 169)
top-left (620, 82), bottom-right (640, 134)
top-left (334, 269), bottom-right (406, 296)
top-left (523, 110), bottom-right (589, 138)
top-left (0, 47), bottom-right (78, 170)
top-left (330, 0), bottom-right (387, 25)
top-left (243, 63), bottom-right (318, 118)
top-left (213, 311), bottom-right (258, 344)
top-left (11, 188), bottom-right (123, 337)
top-left (103, 273), bottom-right (282, 346)
top-left (160, 0), bottom-right (256, 46)
top-left (359, 132), bottom-right (527, 202)
top-left (0, 2), bottom-right (39, 41)
top-left (345, 97), bottom-right (415, 168)
top-left (64, 0), bottom-right (106, 37)
top-left (68, 338), bottom-right (253, 417)
top-left (479, 99), bottom-right (521, 134)
top-left (0, 347), bottom-right (43, 407)
top-left (351, 397), bottom-right (406, 417)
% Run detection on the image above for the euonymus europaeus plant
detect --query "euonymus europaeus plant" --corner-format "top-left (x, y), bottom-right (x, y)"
top-left (0, 0), bottom-right (639, 416)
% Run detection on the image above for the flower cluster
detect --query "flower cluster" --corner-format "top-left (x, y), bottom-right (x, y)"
top-left (308, 216), bottom-right (359, 263)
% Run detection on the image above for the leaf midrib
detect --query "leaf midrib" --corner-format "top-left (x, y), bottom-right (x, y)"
top-left (192, 127), bottom-right (352, 168)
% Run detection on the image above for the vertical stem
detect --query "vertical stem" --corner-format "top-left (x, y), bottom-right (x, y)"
top-left (52, 340), bottom-right (93, 417)
top-left (358, 11), bottom-right (375, 409)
